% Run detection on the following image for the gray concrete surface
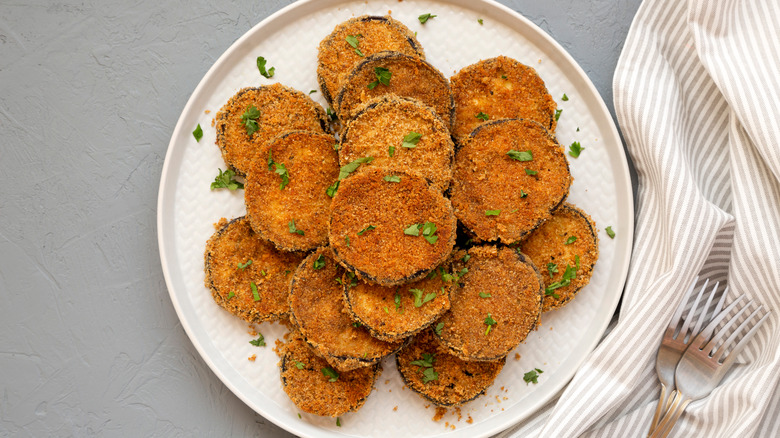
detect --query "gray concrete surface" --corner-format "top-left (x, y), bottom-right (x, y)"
top-left (0, 0), bottom-right (641, 436)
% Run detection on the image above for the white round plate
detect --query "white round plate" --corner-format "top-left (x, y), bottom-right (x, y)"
top-left (157, 0), bottom-right (634, 437)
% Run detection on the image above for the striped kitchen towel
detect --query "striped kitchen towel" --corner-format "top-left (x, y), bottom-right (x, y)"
top-left (498, 0), bottom-right (780, 436)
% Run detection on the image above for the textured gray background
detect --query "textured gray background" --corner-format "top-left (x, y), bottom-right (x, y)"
top-left (0, 0), bottom-right (641, 436)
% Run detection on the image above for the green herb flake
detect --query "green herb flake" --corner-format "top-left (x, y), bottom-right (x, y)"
top-left (313, 254), bottom-right (326, 270)
top-left (333, 143), bottom-right (340, 151)
top-left (434, 322), bottom-right (444, 336)
top-left (562, 93), bottom-right (569, 101)
top-left (249, 333), bottom-right (266, 347)
top-left (227, 291), bottom-right (235, 299)
top-left (241, 106), bottom-right (261, 136)
top-left (338, 156), bottom-right (374, 180)
top-left (421, 221), bottom-right (438, 244)
top-left (545, 263), bottom-right (578, 297)
top-left (525, 169), bottom-right (538, 176)
top-left (237, 259), bottom-right (253, 270)
top-left (394, 290), bottom-right (402, 311)
top-left (321, 367), bottom-right (339, 382)
top-left (479, 292), bottom-right (492, 298)
top-left (345, 35), bottom-right (364, 57)
top-left (565, 236), bottom-right (577, 245)
top-left (326, 180), bottom-right (340, 197)
top-left (358, 225), bottom-right (376, 235)
top-left (272, 161), bottom-right (290, 190)
top-left (345, 236), bottom-right (350, 247)
top-left (192, 124), bottom-right (203, 142)
top-left (388, 145), bottom-right (396, 157)
top-left (410, 353), bottom-right (435, 368)
top-left (288, 219), bottom-right (305, 236)
top-left (606, 226), bottom-right (616, 239)
top-left (250, 282), bottom-right (260, 301)
top-left (422, 367), bottom-right (438, 383)
top-left (476, 112), bottom-right (490, 121)
top-left (478, 18), bottom-right (484, 25)
top-left (295, 361), bottom-right (305, 370)
top-left (418, 13), bottom-right (437, 24)
top-left (326, 107), bottom-right (337, 121)
top-left (569, 141), bottom-right (584, 158)
top-left (402, 131), bottom-right (422, 148)
top-left (404, 223), bottom-right (422, 236)
top-left (555, 109), bottom-right (563, 121)
top-left (368, 66), bottom-right (391, 89)
top-left (521, 190), bottom-right (528, 198)
top-left (336, 418), bottom-right (342, 427)
top-left (298, 413), bottom-right (302, 419)
top-left (485, 209), bottom-right (501, 216)
top-left (410, 288), bottom-right (436, 307)
top-left (309, 90), bottom-right (317, 94)
top-left (256, 56), bottom-right (275, 78)
top-left (547, 262), bottom-right (558, 278)
top-left (384, 175), bottom-right (401, 183)
top-left (462, 254), bottom-right (471, 262)
top-left (484, 313), bottom-right (497, 335)
top-left (384, 306), bottom-right (389, 314)
top-left (211, 168), bottom-right (244, 191)
top-left (351, 321), bottom-right (362, 328)
top-left (523, 368), bottom-right (544, 384)
top-left (507, 150), bottom-right (533, 162)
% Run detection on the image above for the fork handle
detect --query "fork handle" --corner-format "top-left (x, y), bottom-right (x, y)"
top-left (650, 391), bottom-right (692, 438)
top-left (648, 384), bottom-right (673, 435)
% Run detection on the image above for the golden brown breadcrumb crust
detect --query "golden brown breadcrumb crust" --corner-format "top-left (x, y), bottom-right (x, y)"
top-left (288, 247), bottom-right (404, 371)
top-left (343, 262), bottom-right (453, 342)
top-left (329, 168), bottom-right (457, 286)
top-left (244, 130), bottom-right (340, 252)
top-left (215, 84), bottom-right (331, 176)
top-left (279, 332), bottom-right (380, 417)
top-left (519, 203), bottom-right (599, 311)
top-left (335, 51), bottom-right (454, 128)
top-left (450, 118), bottom-right (572, 244)
top-left (340, 96), bottom-right (454, 192)
top-left (450, 56), bottom-right (557, 143)
top-left (396, 328), bottom-right (505, 407)
top-left (434, 245), bottom-right (543, 361)
top-left (203, 217), bottom-right (305, 323)
top-left (317, 15), bottom-right (425, 105)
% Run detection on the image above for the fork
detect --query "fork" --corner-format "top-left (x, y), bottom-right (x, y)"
top-left (649, 294), bottom-right (770, 438)
top-left (648, 278), bottom-right (726, 435)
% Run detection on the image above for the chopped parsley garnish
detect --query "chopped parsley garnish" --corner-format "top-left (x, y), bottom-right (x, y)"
top-left (242, 106), bottom-right (261, 136)
top-left (336, 417), bottom-right (342, 427)
top-left (479, 292), bottom-right (492, 298)
top-left (434, 322), bottom-right (444, 336)
top-left (606, 226), bottom-right (616, 239)
top-left (384, 175), bottom-right (401, 183)
top-left (309, 90), bottom-right (317, 94)
top-left (326, 107), bottom-right (337, 121)
top-left (272, 161), bottom-right (289, 190)
top-left (394, 290), bottom-right (402, 311)
top-left (211, 168), bottom-right (244, 190)
top-left (418, 13), bottom-right (437, 24)
top-left (250, 282), bottom-right (260, 301)
top-left (367, 66), bottom-right (391, 89)
top-left (484, 313), bottom-right (497, 335)
top-left (523, 368), bottom-right (544, 384)
top-left (295, 361), bottom-right (305, 370)
top-left (525, 169), bottom-right (538, 176)
top-left (333, 143), bottom-right (340, 151)
top-left (326, 180), bottom-right (340, 197)
top-left (351, 321), bottom-right (362, 328)
top-left (345, 236), bottom-right (350, 247)
top-left (545, 259), bottom-right (579, 297)
top-left (313, 254), bottom-right (326, 270)
top-left (565, 236), bottom-right (577, 245)
top-left (421, 222), bottom-right (438, 244)
top-left (357, 225), bottom-right (376, 235)
top-left (227, 291), bottom-right (235, 299)
top-left (192, 124), bottom-right (203, 142)
top-left (457, 267), bottom-right (468, 278)
top-left (338, 156), bottom-right (374, 180)
top-left (462, 254), bottom-right (471, 262)
top-left (402, 131), bottom-right (422, 148)
top-left (321, 367), bottom-right (339, 382)
top-left (569, 141), bottom-right (584, 158)
top-left (256, 56), bottom-right (275, 78)
top-left (476, 112), bottom-right (490, 121)
top-left (555, 109), bottom-right (562, 121)
top-left (249, 333), bottom-right (266, 347)
top-left (404, 223), bottom-right (421, 236)
top-left (478, 18), bottom-right (484, 25)
top-left (507, 150), bottom-right (533, 162)
top-left (562, 93), bottom-right (569, 101)
top-left (237, 259), bottom-right (253, 270)
top-left (485, 209), bottom-right (501, 216)
top-left (388, 145), bottom-right (396, 157)
top-left (521, 189), bottom-right (528, 198)
top-left (345, 35), bottom-right (364, 57)
top-left (288, 219), bottom-right (305, 236)
top-left (410, 288), bottom-right (436, 307)
top-left (547, 262), bottom-right (558, 278)
top-left (410, 353), bottom-right (438, 383)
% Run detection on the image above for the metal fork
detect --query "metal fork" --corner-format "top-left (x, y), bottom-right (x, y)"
top-left (648, 278), bottom-right (726, 435)
top-left (649, 294), bottom-right (770, 438)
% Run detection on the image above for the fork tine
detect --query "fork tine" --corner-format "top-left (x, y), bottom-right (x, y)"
top-left (702, 301), bottom-right (752, 355)
top-left (678, 279), bottom-right (710, 340)
top-left (690, 281), bottom-right (719, 338)
top-left (691, 294), bottom-right (746, 350)
top-left (668, 277), bottom-right (699, 332)
top-left (712, 285), bottom-right (729, 318)
top-left (714, 308), bottom-right (770, 363)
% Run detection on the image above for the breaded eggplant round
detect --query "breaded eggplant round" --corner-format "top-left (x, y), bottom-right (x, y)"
top-left (279, 332), bottom-right (380, 417)
top-left (343, 262), bottom-right (454, 342)
top-left (317, 15), bottom-right (425, 105)
top-left (518, 203), bottom-right (599, 312)
top-left (329, 167), bottom-right (457, 286)
top-left (450, 118), bottom-right (572, 244)
top-left (396, 328), bottom-right (505, 407)
top-left (450, 56), bottom-right (557, 143)
top-left (203, 217), bottom-right (305, 322)
top-left (335, 51), bottom-right (454, 128)
top-left (434, 245), bottom-right (543, 361)
top-left (244, 130), bottom-right (340, 252)
top-left (288, 247), bottom-right (404, 371)
top-left (215, 84), bottom-right (331, 175)
top-left (340, 96), bottom-right (454, 192)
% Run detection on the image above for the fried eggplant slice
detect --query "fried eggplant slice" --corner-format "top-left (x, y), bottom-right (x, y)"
top-left (343, 263), bottom-right (453, 342)
top-left (329, 167), bottom-right (457, 286)
top-left (317, 15), bottom-right (425, 105)
top-left (279, 332), bottom-right (380, 417)
top-left (215, 84), bottom-right (331, 176)
top-left (450, 118), bottom-right (572, 244)
top-left (335, 51), bottom-right (454, 128)
top-left (244, 130), bottom-right (339, 252)
top-left (518, 203), bottom-right (599, 311)
top-left (288, 247), bottom-right (404, 371)
top-left (204, 217), bottom-right (305, 322)
top-left (340, 96), bottom-right (454, 192)
top-left (396, 328), bottom-right (505, 407)
top-left (434, 245), bottom-right (543, 361)
top-left (450, 56), bottom-right (557, 143)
